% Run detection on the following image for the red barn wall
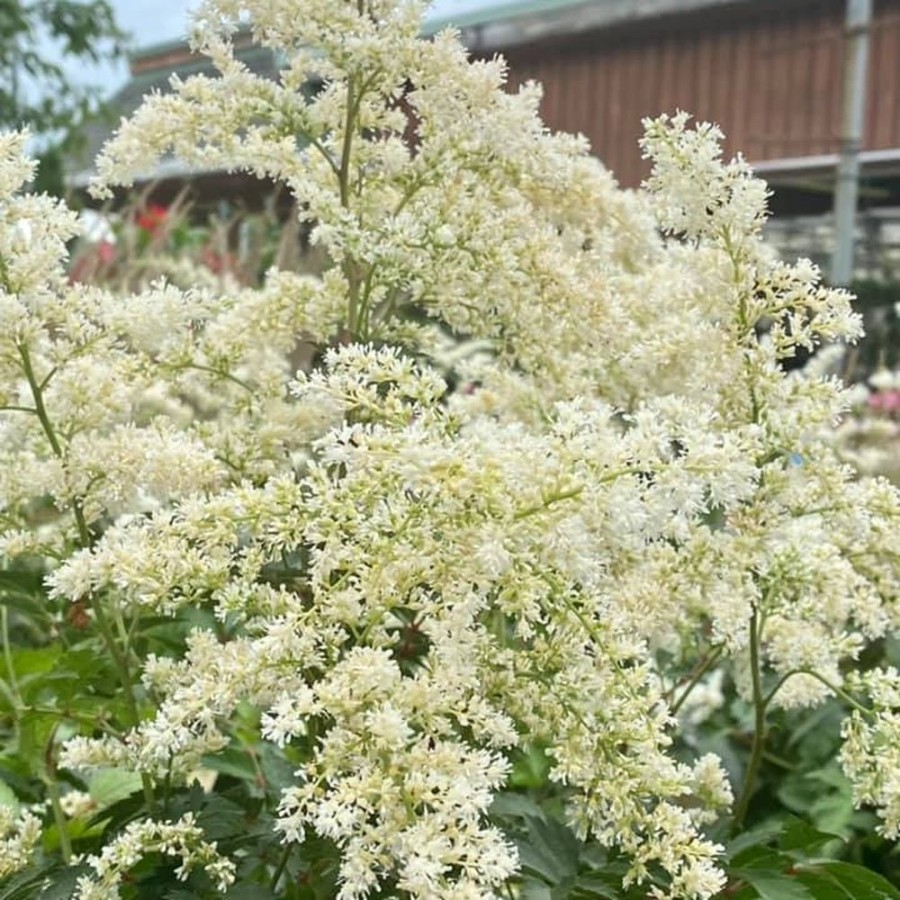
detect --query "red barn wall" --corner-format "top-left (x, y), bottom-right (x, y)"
top-left (499, 0), bottom-right (900, 187)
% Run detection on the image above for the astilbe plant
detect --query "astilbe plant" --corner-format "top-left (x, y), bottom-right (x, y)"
top-left (1, 2), bottom-right (900, 898)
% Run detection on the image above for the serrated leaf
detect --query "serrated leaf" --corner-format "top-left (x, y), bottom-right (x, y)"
top-left (255, 742), bottom-right (297, 797)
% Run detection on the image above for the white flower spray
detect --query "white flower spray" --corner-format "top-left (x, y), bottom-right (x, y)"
top-left (1, 1), bottom-right (899, 897)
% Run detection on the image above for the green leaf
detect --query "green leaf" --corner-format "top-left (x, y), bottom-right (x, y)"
top-left (490, 791), bottom-right (546, 822)
top-left (0, 863), bottom-right (62, 900)
top-left (195, 794), bottom-right (248, 842)
top-left (9, 646), bottom-right (61, 681)
top-left (88, 768), bottom-right (143, 808)
top-left (16, 709), bottom-right (59, 773)
top-left (778, 816), bottom-right (843, 858)
top-left (794, 862), bottom-right (900, 900)
top-left (731, 845), bottom-right (815, 900)
top-left (571, 871), bottom-right (624, 899)
top-left (36, 866), bottom-right (91, 900)
top-left (0, 568), bottom-right (45, 597)
top-left (730, 845), bottom-right (790, 871)
top-left (200, 746), bottom-right (259, 783)
top-left (510, 745), bottom-right (551, 790)
top-left (728, 821), bottom-right (789, 860)
top-left (517, 816), bottom-right (581, 886)
top-left (521, 881), bottom-right (553, 900)
top-left (734, 870), bottom-right (814, 900)
top-left (225, 886), bottom-right (277, 899)
top-left (0, 780), bottom-right (20, 814)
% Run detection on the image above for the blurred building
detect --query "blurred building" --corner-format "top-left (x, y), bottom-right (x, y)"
top-left (74, 0), bottom-right (900, 278)
top-left (428, 0), bottom-right (900, 278)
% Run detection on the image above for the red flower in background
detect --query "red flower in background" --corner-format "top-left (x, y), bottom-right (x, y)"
top-left (136, 204), bottom-right (169, 234)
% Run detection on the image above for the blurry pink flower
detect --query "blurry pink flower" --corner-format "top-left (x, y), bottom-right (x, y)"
top-left (868, 390), bottom-right (900, 415)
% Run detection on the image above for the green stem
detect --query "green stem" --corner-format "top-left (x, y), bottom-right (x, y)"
top-left (356, 264), bottom-right (379, 341)
top-left (732, 609), bottom-right (765, 833)
top-left (22, 705), bottom-right (121, 735)
top-left (668, 645), bottom-right (724, 716)
top-left (17, 344), bottom-right (63, 458)
top-left (16, 342), bottom-right (155, 807)
top-left (338, 77), bottom-right (356, 210)
top-left (45, 778), bottom-right (73, 863)
top-left (512, 463), bottom-right (669, 522)
top-left (17, 344), bottom-right (92, 546)
top-left (339, 74), bottom-right (362, 335)
top-left (164, 362), bottom-right (255, 393)
top-left (763, 668), bottom-right (872, 717)
top-left (0, 677), bottom-right (18, 712)
top-left (335, 67), bottom-right (382, 337)
top-left (721, 225), bottom-right (761, 421)
top-left (513, 486), bottom-right (584, 521)
top-left (1, 605), bottom-right (22, 705)
top-left (269, 842), bottom-right (292, 893)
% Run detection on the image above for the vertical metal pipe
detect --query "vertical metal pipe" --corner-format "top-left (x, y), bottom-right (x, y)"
top-left (831, 0), bottom-right (873, 285)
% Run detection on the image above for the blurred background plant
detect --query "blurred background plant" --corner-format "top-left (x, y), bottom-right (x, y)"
top-left (821, 281), bottom-right (900, 483)
top-left (68, 188), bottom-right (328, 292)
top-left (0, 1), bottom-right (127, 194)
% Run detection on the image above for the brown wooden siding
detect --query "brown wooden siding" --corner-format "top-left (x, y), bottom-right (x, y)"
top-left (500, 0), bottom-right (900, 187)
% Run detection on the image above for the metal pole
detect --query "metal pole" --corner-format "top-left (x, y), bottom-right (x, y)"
top-left (831, 0), bottom-right (873, 286)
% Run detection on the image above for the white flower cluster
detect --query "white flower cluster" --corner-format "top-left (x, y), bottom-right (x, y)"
top-left (840, 668), bottom-right (900, 839)
top-left (73, 813), bottom-right (236, 899)
top-left (3, 0), bottom-right (900, 897)
top-left (0, 805), bottom-right (41, 879)
top-left (0, 139), bottom-right (346, 560)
